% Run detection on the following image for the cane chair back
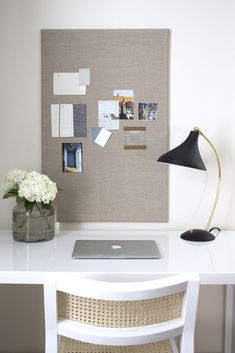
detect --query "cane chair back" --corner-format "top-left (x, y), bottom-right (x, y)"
top-left (44, 273), bottom-right (200, 353)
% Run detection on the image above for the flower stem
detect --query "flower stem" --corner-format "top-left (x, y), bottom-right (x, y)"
top-left (35, 203), bottom-right (51, 230)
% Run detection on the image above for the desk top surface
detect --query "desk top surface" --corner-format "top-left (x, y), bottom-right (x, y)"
top-left (0, 229), bottom-right (234, 284)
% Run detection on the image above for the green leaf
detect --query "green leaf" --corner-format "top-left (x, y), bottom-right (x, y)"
top-left (16, 196), bottom-right (23, 204)
top-left (41, 202), bottom-right (51, 209)
top-left (3, 190), bottom-right (18, 199)
top-left (24, 199), bottom-right (35, 213)
top-left (3, 194), bottom-right (10, 199)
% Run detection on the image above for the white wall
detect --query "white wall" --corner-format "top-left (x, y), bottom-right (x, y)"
top-left (1, 0), bottom-right (235, 231)
top-left (0, 0), bottom-right (234, 352)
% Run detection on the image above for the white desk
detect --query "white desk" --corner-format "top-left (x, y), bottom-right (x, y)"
top-left (0, 229), bottom-right (234, 353)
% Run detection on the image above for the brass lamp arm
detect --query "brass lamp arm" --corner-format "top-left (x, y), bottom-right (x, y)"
top-left (194, 127), bottom-right (221, 231)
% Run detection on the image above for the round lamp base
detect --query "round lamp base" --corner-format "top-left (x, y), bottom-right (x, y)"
top-left (180, 229), bottom-right (215, 242)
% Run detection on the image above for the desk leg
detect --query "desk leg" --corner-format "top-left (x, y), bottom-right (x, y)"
top-left (225, 285), bottom-right (234, 353)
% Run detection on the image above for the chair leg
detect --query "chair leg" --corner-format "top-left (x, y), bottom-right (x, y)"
top-left (44, 275), bottom-right (58, 353)
top-left (170, 338), bottom-right (179, 353)
top-left (180, 333), bottom-right (195, 353)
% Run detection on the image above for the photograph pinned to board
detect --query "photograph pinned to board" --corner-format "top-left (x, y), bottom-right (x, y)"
top-left (98, 100), bottom-right (119, 130)
top-left (62, 143), bottom-right (83, 173)
top-left (113, 90), bottom-right (134, 119)
top-left (124, 126), bottom-right (147, 150)
top-left (53, 72), bottom-right (86, 95)
top-left (93, 127), bottom-right (112, 147)
top-left (51, 104), bottom-right (87, 137)
top-left (139, 103), bottom-right (158, 120)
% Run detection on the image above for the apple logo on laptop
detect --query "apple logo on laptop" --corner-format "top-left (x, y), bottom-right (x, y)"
top-left (112, 244), bottom-right (122, 250)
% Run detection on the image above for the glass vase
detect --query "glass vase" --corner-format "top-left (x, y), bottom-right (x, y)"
top-left (12, 202), bottom-right (54, 242)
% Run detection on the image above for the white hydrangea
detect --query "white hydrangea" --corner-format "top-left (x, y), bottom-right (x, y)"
top-left (18, 171), bottom-right (57, 204)
top-left (2, 169), bottom-right (27, 193)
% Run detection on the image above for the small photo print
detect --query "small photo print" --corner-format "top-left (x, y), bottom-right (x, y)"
top-left (62, 143), bottom-right (83, 173)
top-left (113, 90), bottom-right (134, 120)
top-left (139, 103), bottom-right (158, 120)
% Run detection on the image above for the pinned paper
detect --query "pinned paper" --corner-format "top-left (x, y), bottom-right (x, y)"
top-left (62, 143), bottom-right (83, 173)
top-left (113, 89), bottom-right (134, 119)
top-left (79, 69), bottom-right (90, 86)
top-left (92, 127), bottom-right (102, 142)
top-left (60, 104), bottom-right (74, 137)
top-left (94, 128), bottom-right (112, 147)
top-left (51, 104), bottom-right (87, 137)
top-left (139, 103), bottom-right (158, 120)
top-left (98, 100), bottom-right (119, 130)
top-left (124, 126), bottom-right (146, 150)
top-left (51, 104), bottom-right (60, 137)
top-left (53, 72), bottom-right (86, 95)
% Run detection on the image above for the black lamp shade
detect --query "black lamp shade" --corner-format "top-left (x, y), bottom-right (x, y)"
top-left (158, 130), bottom-right (206, 171)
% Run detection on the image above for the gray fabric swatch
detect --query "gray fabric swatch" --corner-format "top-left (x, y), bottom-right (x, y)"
top-left (73, 104), bottom-right (87, 137)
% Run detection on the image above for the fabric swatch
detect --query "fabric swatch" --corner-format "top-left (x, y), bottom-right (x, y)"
top-left (73, 104), bottom-right (87, 137)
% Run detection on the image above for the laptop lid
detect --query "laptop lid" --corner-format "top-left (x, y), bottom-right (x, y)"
top-left (72, 240), bottom-right (161, 259)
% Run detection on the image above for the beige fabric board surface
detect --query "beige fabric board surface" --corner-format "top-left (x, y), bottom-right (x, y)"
top-left (41, 29), bottom-right (169, 221)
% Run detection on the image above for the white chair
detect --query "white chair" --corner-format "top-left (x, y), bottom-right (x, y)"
top-left (43, 273), bottom-right (200, 353)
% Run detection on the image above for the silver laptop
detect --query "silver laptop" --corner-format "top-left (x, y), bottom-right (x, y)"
top-left (72, 240), bottom-right (161, 259)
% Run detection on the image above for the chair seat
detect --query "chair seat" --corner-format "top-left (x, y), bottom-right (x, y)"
top-left (59, 336), bottom-right (173, 353)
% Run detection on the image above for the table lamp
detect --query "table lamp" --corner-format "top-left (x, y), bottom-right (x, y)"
top-left (157, 127), bottom-right (221, 242)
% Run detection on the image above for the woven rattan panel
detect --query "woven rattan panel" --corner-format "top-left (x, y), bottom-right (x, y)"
top-left (57, 292), bottom-right (184, 328)
top-left (59, 336), bottom-right (173, 353)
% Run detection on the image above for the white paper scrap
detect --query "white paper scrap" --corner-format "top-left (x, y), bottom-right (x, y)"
top-left (51, 104), bottom-right (60, 137)
top-left (113, 89), bottom-right (134, 97)
top-left (59, 104), bottom-right (74, 137)
top-left (79, 68), bottom-right (90, 86)
top-left (53, 72), bottom-right (86, 95)
top-left (94, 128), bottom-right (112, 147)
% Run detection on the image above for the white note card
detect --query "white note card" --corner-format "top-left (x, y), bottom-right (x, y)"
top-left (79, 69), bottom-right (90, 86)
top-left (98, 100), bottom-right (119, 130)
top-left (53, 72), bottom-right (86, 95)
top-left (94, 128), bottom-right (112, 147)
top-left (51, 104), bottom-right (60, 137)
top-left (59, 104), bottom-right (74, 137)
